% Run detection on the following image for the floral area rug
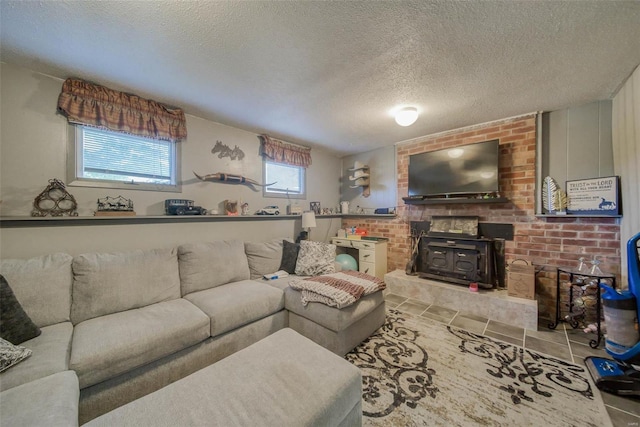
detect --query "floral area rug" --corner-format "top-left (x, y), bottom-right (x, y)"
top-left (345, 309), bottom-right (612, 427)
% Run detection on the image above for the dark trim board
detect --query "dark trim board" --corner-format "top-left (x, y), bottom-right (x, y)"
top-left (410, 221), bottom-right (514, 241)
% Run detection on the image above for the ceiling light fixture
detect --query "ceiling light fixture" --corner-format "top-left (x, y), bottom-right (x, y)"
top-left (394, 107), bottom-right (419, 127)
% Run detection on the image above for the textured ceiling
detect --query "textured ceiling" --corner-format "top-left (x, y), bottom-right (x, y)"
top-left (1, 1), bottom-right (639, 156)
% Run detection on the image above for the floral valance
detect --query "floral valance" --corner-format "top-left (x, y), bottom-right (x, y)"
top-left (57, 78), bottom-right (187, 142)
top-left (259, 134), bottom-right (312, 168)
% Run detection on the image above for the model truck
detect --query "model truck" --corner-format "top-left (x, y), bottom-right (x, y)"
top-left (164, 199), bottom-right (207, 215)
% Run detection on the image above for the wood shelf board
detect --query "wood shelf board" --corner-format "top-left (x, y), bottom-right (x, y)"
top-left (0, 213), bottom-right (395, 228)
top-left (536, 214), bottom-right (622, 219)
top-left (403, 197), bottom-right (509, 205)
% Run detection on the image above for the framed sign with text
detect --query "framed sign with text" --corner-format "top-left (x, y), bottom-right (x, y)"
top-left (566, 176), bottom-right (621, 216)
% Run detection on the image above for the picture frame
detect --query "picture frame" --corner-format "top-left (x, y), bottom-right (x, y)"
top-left (310, 201), bottom-right (321, 215)
top-left (566, 176), bottom-right (621, 216)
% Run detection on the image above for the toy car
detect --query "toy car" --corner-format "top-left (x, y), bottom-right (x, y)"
top-left (165, 199), bottom-right (207, 215)
top-left (256, 205), bottom-right (280, 215)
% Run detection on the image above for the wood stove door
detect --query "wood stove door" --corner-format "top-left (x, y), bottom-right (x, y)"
top-left (453, 248), bottom-right (480, 280)
top-left (426, 242), bottom-right (453, 273)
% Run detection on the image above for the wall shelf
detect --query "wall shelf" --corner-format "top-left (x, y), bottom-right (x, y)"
top-left (535, 214), bottom-right (622, 219)
top-left (402, 197), bottom-right (509, 206)
top-left (0, 213), bottom-right (396, 228)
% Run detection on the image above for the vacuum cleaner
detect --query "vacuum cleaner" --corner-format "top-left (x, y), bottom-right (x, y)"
top-left (585, 231), bottom-right (640, 396)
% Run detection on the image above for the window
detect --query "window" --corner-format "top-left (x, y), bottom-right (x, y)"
top-left (68, 125), bottom-right (180, 192)
top-left (263, 160), bottom-right (306, 199)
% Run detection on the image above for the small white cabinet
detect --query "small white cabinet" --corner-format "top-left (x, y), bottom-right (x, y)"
top-left (331, 237), bottom-right (388, 279)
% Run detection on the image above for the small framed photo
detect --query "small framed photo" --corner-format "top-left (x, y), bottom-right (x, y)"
top-left (566, 176), bottom-right (621, 216)
top-left (310, 201), bottom-right (321, 215)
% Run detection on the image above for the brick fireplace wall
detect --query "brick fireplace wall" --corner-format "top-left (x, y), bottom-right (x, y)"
top-left (342, 114), bottom-right (621, 320)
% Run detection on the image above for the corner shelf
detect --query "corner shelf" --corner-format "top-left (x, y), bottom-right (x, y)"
top-left (348, 164), bottom-right (370, 198)
top-left (402, 197), bottom-right (509, 206)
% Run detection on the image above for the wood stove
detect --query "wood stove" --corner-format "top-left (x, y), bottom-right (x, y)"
top-left (410, 216), bottom-right (507, 289)
top-left (419, 236), bottom-right (495, 289)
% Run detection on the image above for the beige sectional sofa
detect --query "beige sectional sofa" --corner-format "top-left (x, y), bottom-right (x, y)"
top-left (0, 238), bottom-right (385, 426)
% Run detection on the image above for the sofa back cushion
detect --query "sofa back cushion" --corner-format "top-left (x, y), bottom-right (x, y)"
top-left (71, 248), bottom-right (181, 324)
top-left (0, 253), bottom-right (73, 328)
top-left (244, 239), bottom-right (289, 280)
top-left (178, 240), bottom-right (250, 295)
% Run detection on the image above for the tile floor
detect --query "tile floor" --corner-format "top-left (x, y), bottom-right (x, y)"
top-left (385, 293), bottom-right (640, 427)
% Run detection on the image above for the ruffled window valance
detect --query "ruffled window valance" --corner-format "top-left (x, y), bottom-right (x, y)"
top-left (57, 78), bottom-right (187, 142)
top-left (259, 134), bottom-right (312, 168)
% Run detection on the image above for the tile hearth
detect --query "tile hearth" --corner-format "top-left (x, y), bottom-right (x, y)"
top-left (384, 269), bottom-right (538, 330)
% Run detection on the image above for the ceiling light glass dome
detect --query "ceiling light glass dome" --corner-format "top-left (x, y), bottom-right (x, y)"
top-left (394, 107), bottom-right (419, 126)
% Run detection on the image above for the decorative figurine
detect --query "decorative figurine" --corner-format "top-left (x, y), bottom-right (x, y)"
top-left (310, 202), bottom-right (321, 215)
top-left (211, 140), bottom-right (245, 160)
top-left (97, 195), bottom-right (133, 211)
top-left (193, 171), bottom-right (276, 191)
top-left (224, 200), bottom-right (239, 216)
top-left (95, 195), bottom-right (135, 216)
top-left (164, 199), bottom-right (207, 215)
top-left (542, 176), bottom-right (568, 214)
top-left (31, 178), bottom-right (78, 217)
top-left (256, 206), bottom-right (280, 215)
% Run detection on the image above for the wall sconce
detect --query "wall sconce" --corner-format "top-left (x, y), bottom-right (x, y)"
top-left (395, 107), bottom-right (419, 126)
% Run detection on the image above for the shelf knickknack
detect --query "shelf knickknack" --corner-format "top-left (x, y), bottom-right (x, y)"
top-left (542, 176), bottom-right (568, 215)
top-left (348, 161), bottom-right (370, 198)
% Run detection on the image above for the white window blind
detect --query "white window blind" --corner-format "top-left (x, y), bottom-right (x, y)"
top-left (68, 125), bottom-right (180, 192)
top-left (263, 161), bottom-right (305, 198)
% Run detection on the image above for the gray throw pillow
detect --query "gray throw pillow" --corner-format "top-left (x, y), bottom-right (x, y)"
top-left (0, 275), bottom-right (41, 345)
top-left (294, 241), bottom-right (336, 276)
top-left (279, 240), bottom-right (300, 274)
top-left (0, 337), bottom-right (32, 373)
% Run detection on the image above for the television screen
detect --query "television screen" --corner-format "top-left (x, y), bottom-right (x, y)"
top-left (408, 139), bottom-right (499, 197)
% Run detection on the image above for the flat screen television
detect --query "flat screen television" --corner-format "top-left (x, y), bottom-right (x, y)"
top-left (408, 139), bottom-right (499, 197)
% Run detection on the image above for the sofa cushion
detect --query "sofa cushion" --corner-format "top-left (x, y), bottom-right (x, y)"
top-left (70, 298), bottom-right (210, 389)
top-left (0, 322), bottom-right (73, 392)
top-left (0, 370), bottom-right (79, 427)
top-left (279, 240), bottom-right (300, 274)
top-left (294, 240), bottom-right (336, 276)
top-left (0, 338), bottom-right (31, 373)
top-left (244, 239), bottom-right (285, 279)
top-left (285, 288), bottom-right (384, 332)
top-left (0, 275), bottom-right (41, 344)
top-left (178, 240), bottom-right (250, 295)
top-left (0, 253), bottom-right (73, 328)
top-left (71, 248), bottom-right (181, 324)
top-left (184, 280), bottom-right (285, 337)
top-left (259, 275), bottom-right (301, 291)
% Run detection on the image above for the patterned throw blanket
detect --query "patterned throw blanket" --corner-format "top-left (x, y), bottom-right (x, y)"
top-left (289, 271), bottom-right (386, 309)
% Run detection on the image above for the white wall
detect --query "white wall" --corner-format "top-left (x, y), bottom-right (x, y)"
top-left (612, 64), bottom-right (640, 286)
top-left (340, 146), bottom-right (396, 213)
top-left (0, 62), bottom-right (341, 258)
top-left (0, 217), bottom-right (341, 259)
